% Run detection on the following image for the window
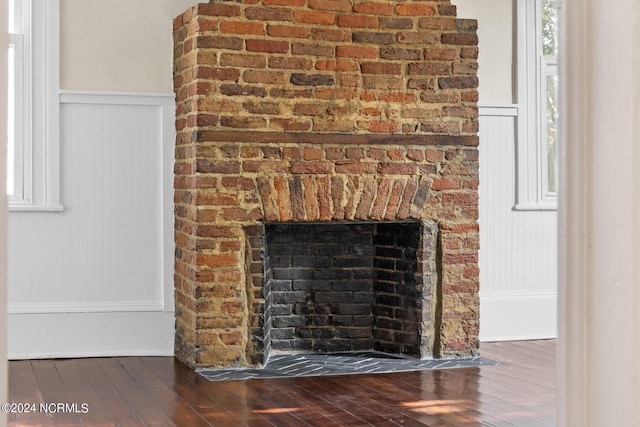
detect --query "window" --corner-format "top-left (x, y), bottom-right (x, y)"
top-left (7, 0), bottom-right (61, 211)
top-left (515, 0), bottom-right (559, 210)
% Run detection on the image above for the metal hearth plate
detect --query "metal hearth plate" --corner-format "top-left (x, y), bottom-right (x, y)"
top-left (197, 351), bottom-right (500, 382)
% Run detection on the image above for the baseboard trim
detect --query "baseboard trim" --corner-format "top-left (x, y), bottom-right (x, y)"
top-left (479, 293), bottom-right (557, 341)
top-left (8, 311), bottom-right (175, 359)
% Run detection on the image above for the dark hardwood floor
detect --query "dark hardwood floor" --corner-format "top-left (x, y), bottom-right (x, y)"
top-left (7, 340), bottom-right (556, 426)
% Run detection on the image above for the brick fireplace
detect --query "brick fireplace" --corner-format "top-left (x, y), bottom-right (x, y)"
top-left (173, 0), bottom-right (479, 369)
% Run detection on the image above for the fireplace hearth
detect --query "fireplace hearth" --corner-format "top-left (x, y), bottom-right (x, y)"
top-left (173, 0), bottom-right (480, 369)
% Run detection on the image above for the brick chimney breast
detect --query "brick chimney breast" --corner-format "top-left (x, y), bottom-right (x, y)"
top-left (173, 0), bottom-right (479, 369)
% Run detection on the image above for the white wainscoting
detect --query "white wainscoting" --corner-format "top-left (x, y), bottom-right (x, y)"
top-left (7, 91), bottom-right (175, 358)
top-left (7, 96), bottom-right (556, 357)
top-left (478, 104), bottom-right (558, 341)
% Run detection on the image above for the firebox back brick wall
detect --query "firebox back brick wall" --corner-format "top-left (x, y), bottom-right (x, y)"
top-left (173, 0), bottom-right (480, 369)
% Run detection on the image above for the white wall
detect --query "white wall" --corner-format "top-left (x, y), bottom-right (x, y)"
top-left (8, 0), bottom-right (198, 358)
top-left (457, 0), bottom-right (558, 341)
top-left (8, 93), bottom-right (176, 358)
top-left (60, 0), bottom-right (196, 92)
top-left (477, 107), bottom-right (558, 341)
top-left (455, 0), bottom-right (513, 104)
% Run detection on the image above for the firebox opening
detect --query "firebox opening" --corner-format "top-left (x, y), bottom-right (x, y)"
top-left (257, 221), bottom-right (438, 362)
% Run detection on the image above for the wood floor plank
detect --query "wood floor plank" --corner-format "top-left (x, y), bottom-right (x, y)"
top-left (251, 377), bottom-right (371, 426)
top-left (76, 358), bottom-right (147, 426)
top-left (8, 340), bottom-right (557, 427)
top-left (96, 358), bottom-right (176, 426)
top-left (142, 356), bottom-right (276, 426)
top-left (54, 358), bottom-right (120, 426)
top-left (31, 359), bottom-right (83, 426)
top-left (117, 357), bottom-right (213, 427)
top-left (7, 361), bottom-right (51, 426)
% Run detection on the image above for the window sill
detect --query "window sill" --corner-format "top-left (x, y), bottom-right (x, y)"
top-left (513, 200), bottom-right (558, 211)
top-left (9, 203), bottom-right (64, 212)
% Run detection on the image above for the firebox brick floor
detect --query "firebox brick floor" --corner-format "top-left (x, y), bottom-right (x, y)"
top-left (198, 351), bottom-right (499, 382)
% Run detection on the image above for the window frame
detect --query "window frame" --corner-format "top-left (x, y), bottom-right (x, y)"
top-left (8, 0), bottom-right (62, 212)
top-left (515, 0), bottom-right (559, 211)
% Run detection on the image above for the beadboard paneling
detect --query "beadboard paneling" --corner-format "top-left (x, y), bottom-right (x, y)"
top-left (478, 105), bottom-right (558, 341)
top-left (7, 92), bottom-right (175, 358)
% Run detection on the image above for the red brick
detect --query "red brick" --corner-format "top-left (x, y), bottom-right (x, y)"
top-left (377, 163), bottom-right (417, 175)
top-left (310, 28), bottom-right (351, 42)
top-left (439, 77), bottom-right (479, 89)
top-left (196, 36), bottom-right (243, 50)
top-left (245, 7), bottom-right (293, 22)
top-left (367, 121), bottom-right (398, 133)
top-left (395, 4), bottom-right (436, 16)
top-left (196, 3), bottom-right (241, 17)
top-left (371, 177), bottom-right (391, 220)
top-left (294, 10), bottom-right (336, 25)
top-left (267, 24), bottom-right (309, 38)
top-left (221, 207), bottom-right (261, 221)
top-left (246, 39), bottom-right (289, 53)
top-left (302, 176), bottom-right (320, 220)
top-left (315, 59), bottom-right (337, 71)
top-left (442, 193), bottom-right (479, 207)
top-left (293, 103), bottom-right (327, 116)
top-left (384, 180), bottom-right (405, 220)
top-left (221, 177), bottom-right (255, 191)
top-left (439, 4), bottom-right (457, 16)
top-left (461, 91), bottom-right (479, 103)
top-left (337, 15), bottom-right (378, 28)
top-left (269, 56), bottom-right (314, 70)
top-left (308, 0), bottom-right (351, 12)
top-left (441, 33), bottom-right (478, 46)
top-left (352, 2), bottom-right (394, 16)
top-left (263, 0), bottom-right (304, 5)
top-left (195, 225), bottom-right (240, 238)
top-left (291, 161), bottom-right (333, 174)
top-left (424, 48), bottom-right (457, 60)
top-left (355, 179), bottom-right (377, 219)
top-left (273, 176), bottom-right (292, 221)
top-left (282, 148), bottom-right (302, 160)
top-left (193, 66), bottom-right (240, 81)
top-left (360, 62), bottom-right (402, 75)
top-left (336, 161), bottom-right (376, 175)
top-left (303, 148), bottom-right (324, 160)
top-left (317, 176), bottom-right (332, 220)
top-left (397, 31), bottom-right (438, 45)
top-left (291, 42), bottom-right (334, 57)
top-left (387, 149), bottom-right (405, 161)
top-left (362, 76), bottom-right (403, 90)
top-left (378, 92), bottom-right (416, 103)
top-left (220, 53), bottom-right (266, 68)
top-left (193, 16), bottom-right (219, 32)
top-left (313, 119), bottom-right (356, 132)
top-left (325, 148), bottom-right (344, 160)
top-left (460, 47), bottom-right (479, 59)
top-left (339, 75), bottom-right (360, 87)
top-left (419, 17), bottom-right (456, 30)
top-left (361, 107), bottom-right (382, 117)
top-left (442, 253), bottom-right (478, 265)
top-left (243, 101), bottom-right (280, 115)
top-left (269, 118), bottom-right (312, 131)
top-left (243, 70), bottom-right (286, 84)
top-left (408, 63), bottom-right (450, 76)
top-left (219, 116), bottom-right (267, 129)
top-left (220, 21), bottom-right (264, 35)
top-left (431, 178), bottom-right (460, 191)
